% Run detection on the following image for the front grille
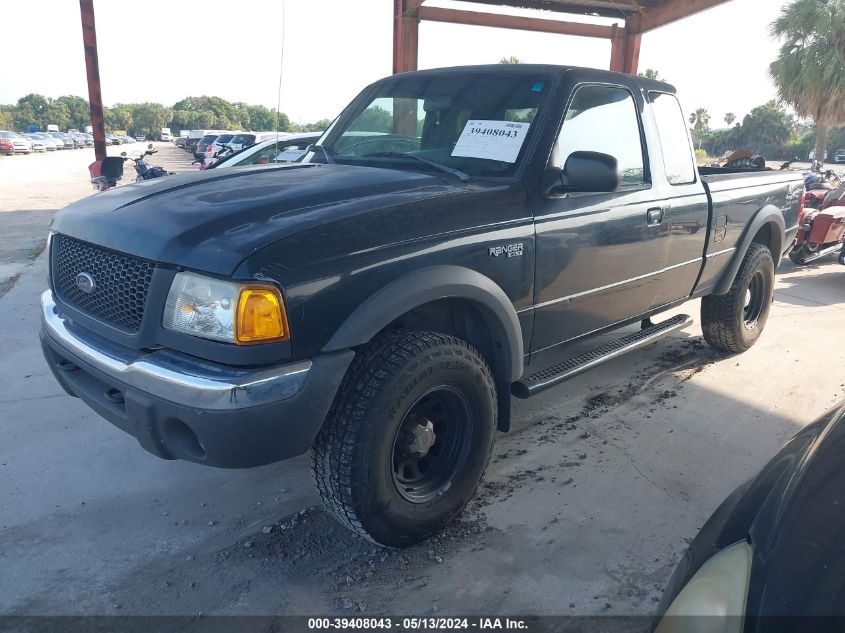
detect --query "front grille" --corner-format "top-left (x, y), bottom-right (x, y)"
top-left (52, 234), bottom-right (155, 333)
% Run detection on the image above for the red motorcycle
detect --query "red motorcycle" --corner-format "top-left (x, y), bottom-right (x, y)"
top-left (789, 169), bottom-right (845, 265)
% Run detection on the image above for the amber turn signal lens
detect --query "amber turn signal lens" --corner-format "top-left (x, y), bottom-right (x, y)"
top-left (236, 286), bottom-right (289, 343)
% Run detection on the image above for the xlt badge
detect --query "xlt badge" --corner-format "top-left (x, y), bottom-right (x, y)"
top-left (489, 243), bottom-right (524, 258)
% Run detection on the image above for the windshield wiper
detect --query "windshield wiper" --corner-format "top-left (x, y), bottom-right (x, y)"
top-left (310, 144), bottom-right (335, 164)
top-left (361, 152), bottom-right (470, 183)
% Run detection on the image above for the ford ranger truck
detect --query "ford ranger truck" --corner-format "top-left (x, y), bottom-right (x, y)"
top-left (40, 65), bottom-right (803, 546)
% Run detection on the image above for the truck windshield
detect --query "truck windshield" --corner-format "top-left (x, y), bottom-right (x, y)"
top-left (318, 72), bottom-right (550, 178)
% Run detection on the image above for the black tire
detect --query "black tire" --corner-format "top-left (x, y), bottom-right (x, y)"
top-left (311, 330), bottom-right (497, 547)
top-left (701, 243), bottom-right (775, 353)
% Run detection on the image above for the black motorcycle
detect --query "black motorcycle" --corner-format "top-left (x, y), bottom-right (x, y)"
top-left (89, 144), bottom-right (171, 192)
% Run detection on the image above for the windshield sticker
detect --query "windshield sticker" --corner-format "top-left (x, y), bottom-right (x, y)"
top-left (451, 120), bottom-right (530, 164)
top-left (531, 81), bottom-right (545, 93)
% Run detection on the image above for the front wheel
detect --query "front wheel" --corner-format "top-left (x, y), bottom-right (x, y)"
top-left (701, 243), bottom-right (775, 353)
top-left (311, 330), bottom-right (497, 547)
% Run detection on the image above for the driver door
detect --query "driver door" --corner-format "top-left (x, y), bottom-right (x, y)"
top-left (531, 84), bottom-right (670, 353)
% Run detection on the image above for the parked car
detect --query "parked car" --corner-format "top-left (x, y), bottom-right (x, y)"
top-left (24, 134), bottom-right (47, 152)
top-left (175, 136), bottom-right (188, 149)
top-left (41, 65), bottom-right (803, 547)
top-left (35, 133), bottom-right (61, 151)
top-left (194, 134), bottom-right (219, 159)
top-left (0, 130), bottom-right (32, 154)
top-left (0, 131), bottom-right (17, 155)
top-left (834, 149), bottom-right (845, 164)
top-left (43, 132), bottom-right (69, 149)
top-left (654, 401), bottom-right (845, 632)
top-left (207, 133), bottom-right (321, 169)
top-left (228, 132), bottom-right (284, 152)
top-left (135, 133), bottom-right (146, 142)
top-left (210, 132), bottom-right (238, 155)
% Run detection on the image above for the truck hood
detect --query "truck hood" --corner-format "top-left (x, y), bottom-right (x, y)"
top-left (51, 163), bottom-right (459, 275)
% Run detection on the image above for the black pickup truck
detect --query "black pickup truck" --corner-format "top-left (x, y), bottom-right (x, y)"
top-left (41, 65), bottom-right (803, 546)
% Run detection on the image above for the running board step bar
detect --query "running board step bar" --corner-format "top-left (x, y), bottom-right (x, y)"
top-left (799, 243), bottom-right (843, 264)
top-left (512, 314), bottom-right (693, 399)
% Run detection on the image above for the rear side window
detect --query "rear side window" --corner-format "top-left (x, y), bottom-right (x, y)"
top-left (552, 85), bottom-right (646, 187)
top-left (649, 92), bottom-right (696, 185)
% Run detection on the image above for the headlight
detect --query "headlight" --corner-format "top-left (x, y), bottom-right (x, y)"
top-left (163, 272), bottom-right (289, 344)
top-left (655, 540), bottom-right (752, 633)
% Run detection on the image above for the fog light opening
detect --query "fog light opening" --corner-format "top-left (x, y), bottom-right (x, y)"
top-left (164, 418), bottom-right (207, 461)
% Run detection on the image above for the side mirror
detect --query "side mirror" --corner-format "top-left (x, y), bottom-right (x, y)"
top-left (544, 151), bottom-right (620, 196)
top-left (148, 143), bottom-right (153, 150)
top-left (120, 151), bottom-right (127, 157)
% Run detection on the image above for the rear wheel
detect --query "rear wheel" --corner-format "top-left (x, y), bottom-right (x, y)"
top-left (311, 330), bottom-right (496, 547)
top-left (701, 243), bottom-right (775, 353)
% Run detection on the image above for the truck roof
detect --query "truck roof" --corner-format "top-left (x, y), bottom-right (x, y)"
top-left (393, 63), bottom-right (676, 94)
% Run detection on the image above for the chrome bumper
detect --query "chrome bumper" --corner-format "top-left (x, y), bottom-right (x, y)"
top-left (40, 290), bottom-right (311, 410)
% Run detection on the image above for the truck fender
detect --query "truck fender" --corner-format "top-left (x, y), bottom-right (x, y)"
top-left (713, 206), bottom-right (785, 296)
top-left (323, 265), bottom-right (524, 383)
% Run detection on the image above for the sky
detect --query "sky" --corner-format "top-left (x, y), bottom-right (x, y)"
top-left (0, 0), bottom-right (789, 128)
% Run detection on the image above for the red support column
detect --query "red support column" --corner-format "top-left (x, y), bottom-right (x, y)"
top-left (393, 0), bottom-right (420, 74)
top-left (79, 0), bottom-right (107, 161)
top-left (609, 23), bottom-right (641, 75)
top-left (623, 30), bottom-right (641, 75)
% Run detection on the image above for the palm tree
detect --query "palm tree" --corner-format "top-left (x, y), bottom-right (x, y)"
top-left (689, 108), bottom-right (711, 132)
top-left (770, 0), bottom-right (845, 164)
top-left (724, 113), bottom-right (736, 127)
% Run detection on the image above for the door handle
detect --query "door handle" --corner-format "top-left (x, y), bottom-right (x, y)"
top-left (647, 207), bottom-right (664, 225)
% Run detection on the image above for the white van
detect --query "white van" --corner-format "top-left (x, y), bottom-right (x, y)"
top-left (161, 127), bottom-right (172, 142)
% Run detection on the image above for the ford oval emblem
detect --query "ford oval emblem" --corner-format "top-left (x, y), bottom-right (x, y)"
top-left (75, 272), bottom-right (96, 294)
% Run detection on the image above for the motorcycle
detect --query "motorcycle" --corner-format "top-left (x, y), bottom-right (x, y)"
top-left (803, 164), bottom-right (842, 210)
top-left (789, 167), bottom-right (845, 265)
top-left (88, 144), bottom-right (171, 192)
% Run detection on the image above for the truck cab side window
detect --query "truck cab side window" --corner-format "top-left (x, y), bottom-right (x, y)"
top-left (551, 85), bottom-right (646, 187)
top-left (648, 92), bottom-right (697, 185)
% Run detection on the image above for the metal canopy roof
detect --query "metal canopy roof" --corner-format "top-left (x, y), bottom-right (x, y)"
top-left (432, 0), bottom-right (733, 31)
top-left (452, 0), bottom-right (654, 20)
top-left (394, 0), bottom-right (734, 75)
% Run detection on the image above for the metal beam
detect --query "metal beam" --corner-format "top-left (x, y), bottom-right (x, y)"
top-left (418, 5), bottom-right (616, 39)
top-left (628, 0), bottom-right (732, 33)
top-left (443, 0), bottom-right (641, 19)
top-left (79, 0), bottom-right (107, 160)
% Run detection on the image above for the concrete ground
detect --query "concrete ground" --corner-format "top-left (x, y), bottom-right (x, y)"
top-left (1, 145), bottom-right (844, 620)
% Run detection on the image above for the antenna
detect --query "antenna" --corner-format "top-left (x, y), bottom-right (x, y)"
top-left (275, 0), bottom-right (286, 144)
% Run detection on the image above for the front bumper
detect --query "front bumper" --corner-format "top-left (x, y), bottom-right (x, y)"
top-left (40, 290), bottom-right (353, 468)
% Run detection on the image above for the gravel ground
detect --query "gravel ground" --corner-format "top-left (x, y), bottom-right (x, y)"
top-left (1, 146), bottom-right (844, 623)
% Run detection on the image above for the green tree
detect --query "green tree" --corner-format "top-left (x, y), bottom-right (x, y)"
top-left (13, 94), bottom-right (50, 129)
top-left (0, 106), bottom-right (12, 129)
top-left (770, 0), bottom-right (845, 162)
top-left (45, 101), bottom-right (70, 131)
top-left (499, 55), bottom-right (521, 64)
top-left (246, 104), bottom-right (279, 131)
top-left (104, 103), bottom-right (133, 131)
top-left (130, 103), bottom-right (172, 138)
top-left (639, 68), bottom-right (663, 81)
top-left (724, 112), bottom-right (736, 127)
top-left (741, 100), bottom-right (795, 146)
top-left (57, 95), bottom-right (91, 131)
